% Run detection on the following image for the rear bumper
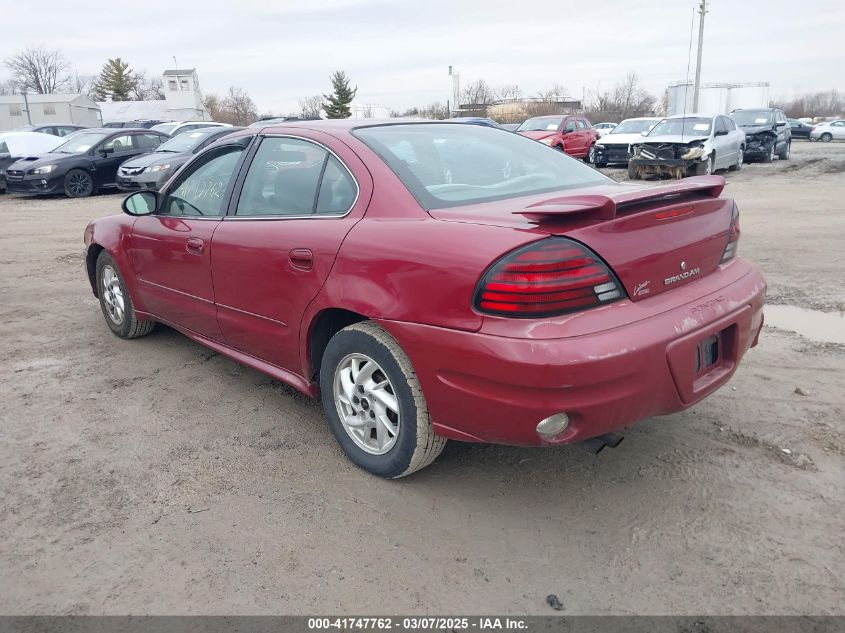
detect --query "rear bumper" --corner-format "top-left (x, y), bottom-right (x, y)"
top-left (378, 259), bottom-right (765, 446)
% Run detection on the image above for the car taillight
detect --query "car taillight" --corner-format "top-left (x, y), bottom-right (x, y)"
top-left (721, 203), bottom-right (740, 263)
top-left (474, 237), bottom-right (625, 318)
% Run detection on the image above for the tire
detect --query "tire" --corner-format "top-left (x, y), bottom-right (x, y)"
top-left (778, 140), bottom-right (790, 160)
top-left (95, 251), bottom-right (155, 339)
top-left (695, 154), bottom-right (713, 176)
top-left (729, 147), bottom-right (744, 171)
top-left (627, 162), bottom-right (640, 180)
top-left (821, 133), bottom-right (832, 143)
top-left (64, 169), bottom-right (94, 198)
top-left (762, 143), bottom-right (774, 163)
top-left (319, 321), bottom-right (446, 478)
top-left (554, 145), bottom-right (564, 152)
top-left (594, 161), bottom-right (607, 168)
top-left (585, 144), bottom-right (596, 164)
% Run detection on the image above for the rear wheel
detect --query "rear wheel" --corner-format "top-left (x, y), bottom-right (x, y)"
top-left (95, 251), bottom-right (155, 339)
top-left (320, 322), bottom-right (446, 478)
top-left (64, 169), bottom-right (94, 198)
top-left (778, 140), bottom-right (790, 160)
top-left (821, 133), bottom-right (832, 143)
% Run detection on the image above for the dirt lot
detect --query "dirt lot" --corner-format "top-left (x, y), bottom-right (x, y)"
top-left (1, 141), bottom-right (843, 615)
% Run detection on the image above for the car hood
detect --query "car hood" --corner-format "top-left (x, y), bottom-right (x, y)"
top-left (121, 151), bottom-right (188, 169)
top-left (597, 132), bottom-right (646, 146)
top-left (518, 130), bottom-right (557, 140)
top-left (7, 152), bottom-right (75, 170)
top-left (633, 134), bottom-right (709, 145)
top-left (738, 125), bottom-right (774, 135)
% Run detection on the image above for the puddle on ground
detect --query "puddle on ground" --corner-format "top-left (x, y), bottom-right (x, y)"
top-left (765, 305), bottom-right (845, 345)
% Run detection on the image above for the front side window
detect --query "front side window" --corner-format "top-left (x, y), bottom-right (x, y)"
top-left (162, 146), bottom-right (245, 217)
top-left (563, 120), bottom-right (576, 133)
top-left (103, 135), bottom-right (133, 153)
top-left (235, 137), bottom-right (356, 217)
top-left (354, 123), bottom-right (608, 210)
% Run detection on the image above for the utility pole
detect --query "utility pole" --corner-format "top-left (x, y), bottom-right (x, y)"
top-left (692, 0), bottom-right (707, 112)
top-left (21, 89), bottom-right (32, 125)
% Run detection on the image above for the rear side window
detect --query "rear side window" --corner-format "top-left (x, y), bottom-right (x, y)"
top-left (235, 137), bottom-right (356, 217)
top-left (135, 133), bottom-right (163, 149)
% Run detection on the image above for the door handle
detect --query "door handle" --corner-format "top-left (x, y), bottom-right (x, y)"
top-left (186, 237), bottom-right (204, 255)
top-left (289, 248), bottom-right (313, 271)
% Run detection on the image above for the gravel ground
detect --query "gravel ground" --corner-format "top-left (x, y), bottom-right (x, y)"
top-left (1, 141), bottom-right (843, 615)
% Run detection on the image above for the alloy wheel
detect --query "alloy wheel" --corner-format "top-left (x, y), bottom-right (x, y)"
top-left (333, 353), bottom-right (400, 455)
top-left (68, 172), bottom-right (92, 196)
top-left (101, 265), bottom-right (125, 325)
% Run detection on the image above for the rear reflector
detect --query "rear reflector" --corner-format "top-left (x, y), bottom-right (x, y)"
top-left (474, 238), bottom-right (625, 318)
top-left (721, 203), bottom-right (740, 263)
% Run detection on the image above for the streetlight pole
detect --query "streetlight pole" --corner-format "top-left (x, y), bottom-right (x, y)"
top-left (692, 0), bottom-right (707, 112)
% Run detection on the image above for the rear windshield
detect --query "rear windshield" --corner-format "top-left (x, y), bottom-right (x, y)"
top-left (353, 123), bottom-right (608, 210)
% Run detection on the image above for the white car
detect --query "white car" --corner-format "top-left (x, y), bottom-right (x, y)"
top-left (150, 121), bottom-right (231, 137)
top-left (592, 121), bottom-right (618, 137)
top-left (0, 131), bottom-right (64, 192)
top-left (809, 120), bottom-right (845, 142)
top-left (593, 117), bottom-right (661, 167)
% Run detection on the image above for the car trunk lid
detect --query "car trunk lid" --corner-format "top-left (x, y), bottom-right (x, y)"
top-left (429, 176), bottom-right (734, 302)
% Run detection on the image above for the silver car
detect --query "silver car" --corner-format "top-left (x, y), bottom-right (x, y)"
top-left (628, 113), bottom-right (746, 179)
top-left (809, 120), bottom-right (845, 142)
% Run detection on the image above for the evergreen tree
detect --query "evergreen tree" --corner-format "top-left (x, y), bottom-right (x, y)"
top-left (93, 58), bottom-right (135, 101)
top-left (322, 71), bottom-right (357, 119)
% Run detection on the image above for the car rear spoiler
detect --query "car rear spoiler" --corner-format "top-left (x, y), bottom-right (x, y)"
top-left (513, 175), bottom-right (726, 222)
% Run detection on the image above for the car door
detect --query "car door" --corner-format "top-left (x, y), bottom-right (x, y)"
top-left (832, 121), bottom-right (845, 140)
top-left (92, 134), bottom-right (139, 188)
top-left (127, 141), bottom-right (250, 339)
top-left (722, 116), bottom-right (743, 165)
top-left (210, 131), bottom-right (371, 374)
top-left (560, 118), bottom-right (578, 154)
top-left (712, 117), bottom-right (730, 169)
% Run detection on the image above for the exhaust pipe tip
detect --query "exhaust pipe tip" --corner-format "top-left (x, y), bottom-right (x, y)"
top-left (582, 437), bottom-right (607, 454)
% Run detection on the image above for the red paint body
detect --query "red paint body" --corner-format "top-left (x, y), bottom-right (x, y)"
top-left (517, 115), bottom-right (599, 158)
top-left (84, 121), bottom-right (765, 447)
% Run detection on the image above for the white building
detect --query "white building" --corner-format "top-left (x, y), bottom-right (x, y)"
top-left (0, 93), bottom-right (102, 131)
top-left (98, 68), bottom-right (210, 124)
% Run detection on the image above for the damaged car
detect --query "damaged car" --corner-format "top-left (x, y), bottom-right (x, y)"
top-left (593, 117), bottom-right (660, 167)
top-left (730, 108), bottom-right (790, 162)
top-left (628, 114), bottom-right (745, 180)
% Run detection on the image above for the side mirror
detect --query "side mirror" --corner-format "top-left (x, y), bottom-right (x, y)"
top-left (640, 130), bottom-right (649, 136)
top-left (122, 190), bottom-right (158, 216)
top-left (100, 147), bottom-right (114, 157)
top-left (715, 129), bottom-right (728, 136)
top-left (776, 121), bottom-right (787, 127)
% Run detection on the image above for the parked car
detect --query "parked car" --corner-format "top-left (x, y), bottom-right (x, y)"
top-left (84, 121), bottom-right (764, 477)
top-left (593, 122), bottom-right (618, 137)
top-left (729, 108), bottom-right (790, 162)
top-left (516, 115), bottom-right (599, 161)
top-left (628, 114), bottom-right (745, 179)
top-left (447, 117), bottom-right (503, 128)
top-left (12, 123), bottom-right (87, 137)
top-left (0, 132), bottom-right (64, 192)
top-left (5, 128), bottom-right (168, 198)
top-left (809, 120), bottom-right (845, 142)
top-left (150, 121), bottom-right (231, 137)
top-left (788, 118), bottom-right (814, 140)
top-left (103, 120), bottom-right (166, 129)
top-left (593, 117), bottom-right (661, 167)
top-left (117, 126), bottom-right (243, 191)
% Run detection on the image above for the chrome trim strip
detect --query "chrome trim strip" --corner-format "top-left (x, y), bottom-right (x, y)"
top-left (216, 302), bottom-right (288, 327)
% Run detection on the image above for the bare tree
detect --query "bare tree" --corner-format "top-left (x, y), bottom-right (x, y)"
top-left (298, 94), bottom-right (323, 119)
top-left (202, 93), bottom-right (224, 121)
top-left (221, 86), bottom-right (258, 125)
top-left (4, 46), bottom-right (71, 93)
top-left (495, 84), bottom-right (522, 101)
top-left (588, 72), bottom-right (655, 121)
top-left (771, 89), bottom-right (844, 118)
top-left (0, 77), bottom-right (19, 95)
top-left (71, 72), bottom-right (97, 99)
top-left (461, 79), bottom-right (496, 106)
top-left (131, 71), bottom-right (164, 101)
top-left (361, 103), bottom-right (374, 118)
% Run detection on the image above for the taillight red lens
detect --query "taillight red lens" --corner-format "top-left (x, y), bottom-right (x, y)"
top-left (474, 238), bottom-right (625, 318)
top-left (721, 203), bottom-right (740, 263)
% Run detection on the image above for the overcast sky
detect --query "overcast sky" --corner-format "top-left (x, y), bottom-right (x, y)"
top-left (3, 0), bottom-right (842, 114)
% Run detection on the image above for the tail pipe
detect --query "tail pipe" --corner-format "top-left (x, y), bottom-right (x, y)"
top-left (581, 433), bottom-right (625, 454)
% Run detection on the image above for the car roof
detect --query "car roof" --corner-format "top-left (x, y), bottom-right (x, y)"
top-left (665, 113), bottom-right (717, 119)
top-left (619, 116), bottom-right (660, 121)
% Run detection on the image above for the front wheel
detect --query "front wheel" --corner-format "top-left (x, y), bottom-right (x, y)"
top-left (695, 154), bottom-right (713, 176)
top-left (96, 251), bottom-right (155, 339)
top-left (585, 144), bottom-right (596, 164)
top-left (320, 322), bottom-right (446, 478)
top-left (64, 169), bottom-right (94, 198)
top-left (627, 162), bottom-right (640, 180)
top-left (778, 140), bottom-right (791, 160)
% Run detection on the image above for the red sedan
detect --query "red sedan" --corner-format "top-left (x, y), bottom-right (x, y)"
top-left (84, 121), bottom-right (765, 478)
top-left (517, 115), bottom-right (600, 162)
